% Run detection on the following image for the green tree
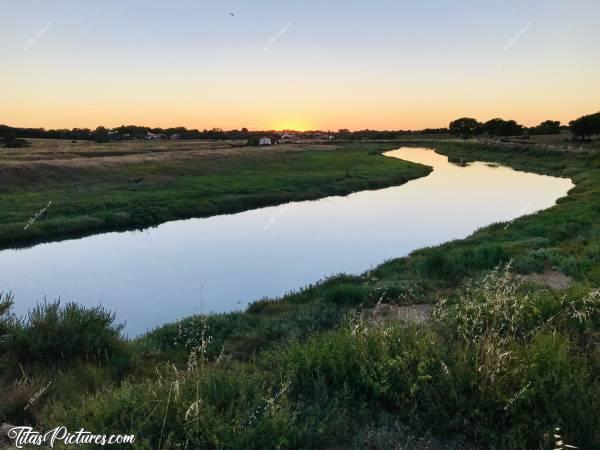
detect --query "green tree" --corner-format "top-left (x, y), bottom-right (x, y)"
top-left (482, 118), bottom-right (504, 136)
top-left (481, 118), bottom-right (523, 137)
top-left (531, 120), bottom-right (561, 135)
top-left (569, 112), bottom-right (600, 141)
top-left (449, 117), bottom-right (482, 138)
top-left (94, 126), bottom-right (109, 143)
top-left (496, 119), bottom-right (523, 137)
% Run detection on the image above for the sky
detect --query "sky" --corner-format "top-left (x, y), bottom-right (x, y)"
top-left (0, 0), bottom-right (599, 131)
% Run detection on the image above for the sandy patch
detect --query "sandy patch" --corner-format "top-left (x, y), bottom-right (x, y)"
top-left (523, 270), bottom-right (573, 290)
top-left (366, 303), bottom-right (434, 327)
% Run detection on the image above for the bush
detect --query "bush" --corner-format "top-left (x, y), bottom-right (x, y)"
top-left (420, 250), bottom-right (463, 281)
top-left (324, 284), bottom-right (369, 306)
top-left (1, 133), bottom-right (31, 148)
top-left (6, 301), bottom-right (126, 364)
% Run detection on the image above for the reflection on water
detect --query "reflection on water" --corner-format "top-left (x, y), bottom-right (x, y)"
top-left (0, 148), bottom-right (574, 335)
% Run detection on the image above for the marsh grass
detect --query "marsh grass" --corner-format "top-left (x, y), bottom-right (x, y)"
top-left (0, 264), bottom-right (595, 448)
top-left (0, 143), bottom-right (431, 249)
top-left (433, 264), bottom-right (534, 393)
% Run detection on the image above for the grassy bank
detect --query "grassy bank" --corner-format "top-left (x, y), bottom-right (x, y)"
top-left (1, 141), bottom-right (599, 449)
top-left (0, 141), bottom-right (430, 249)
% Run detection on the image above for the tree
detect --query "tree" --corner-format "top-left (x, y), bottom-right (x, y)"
top-left (530, 120), bottom-right (561, 135)
top-left (482, 118), bottom-right (505, 136)
top-left (495, 120), bottom-right (523, 137)
top-left (569, 112), bottom-right (600, 141)
top-left (481, 118), bottom-right (523, 137)
top-left (449, 118), bottom-right (482, 138)
top-left (94, 126), bottom-right (109, 143)
top-left (337, 129), bottom-right (352, 140)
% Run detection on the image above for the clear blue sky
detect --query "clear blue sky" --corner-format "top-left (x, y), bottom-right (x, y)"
top-left (1, 0), bottom-right (598, 130)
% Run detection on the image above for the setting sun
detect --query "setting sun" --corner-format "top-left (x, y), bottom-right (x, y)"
top-left (271, 121), bottom-right (313, 132)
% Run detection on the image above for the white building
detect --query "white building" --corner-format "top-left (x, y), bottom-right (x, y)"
top-left (146, 132), bottom-right (166, 140)
top-left (259, 137), bottom-right (272, 146)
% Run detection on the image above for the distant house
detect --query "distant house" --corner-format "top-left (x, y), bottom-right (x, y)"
top-left (313, 133), bottom-right (335, 141)
top-left (280, 133), bottom-right (297, 143)
top-left (259, 137), bottom-right (272, 146)
top-left (107, 131), bottom-right (121, 141)
top-left (170, 133), bottom-right (181, 140)
top-left (146, 132), bottom-right (166, 140)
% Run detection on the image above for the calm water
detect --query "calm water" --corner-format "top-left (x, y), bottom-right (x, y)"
top-left (0, 148), bottom-right (573, 335)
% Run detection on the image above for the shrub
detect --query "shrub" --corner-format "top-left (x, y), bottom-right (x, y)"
top-left (7, 301), bottom-right (126, 364)
top-left (420, 249), bottom-right (464, 281)
top-left (1, 134), bottom-right (30, 148)
top-left (324, 284), bottom-right (369, 306)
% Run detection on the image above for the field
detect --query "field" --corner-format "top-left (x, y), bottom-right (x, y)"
top-left (0, 139), bottom-right (430, 249)
top-left (0, 139), bottom-right (599, 449)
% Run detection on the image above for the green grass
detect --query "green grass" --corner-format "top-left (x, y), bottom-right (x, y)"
top-left (0, 143), bottom-right (431, 249)
top-left (1, 140), bottom-right (599, 448)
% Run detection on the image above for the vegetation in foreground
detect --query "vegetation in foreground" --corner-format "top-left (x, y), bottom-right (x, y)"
top-left (0, 141), bottom-right (430, 249)
top-left (1, 141), bottom-right (599, 449)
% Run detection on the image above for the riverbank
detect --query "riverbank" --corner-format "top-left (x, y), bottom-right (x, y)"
top-left (0, 140), bottom-right (431, 250)
top-left (0, 146), bottom-right (572, 335)
top-left (1, 141), bottom-right (598, 448)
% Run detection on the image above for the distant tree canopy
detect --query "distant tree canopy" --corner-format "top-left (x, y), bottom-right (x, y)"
top-left (447, 112), bottom-right (600, 141)
top-left (482, 118), bottom-right (524, 137)
top-left (449, 118), bottom-right (482, 138)
top-left (94, 126), bottom-right (109, 143)
top-left (0, 125), bottom-right (94, 141)
top-left (495, 120), bottom-right (523, 137)
top-left (529, 120), bottom-right (561, 135)
top-left (447, 117), bottom-right (527, 139)
top-left (481, 118), bottom-right (505, 136)
top-left (334, 128), bottom-right (449, 140)
top-left (569, 112), bottom-right (600, 141)
top-left (0, 123), bottom-right (453, 144)
top-left (3, 111), bottom-right (600, 144)
top-left (0, 131), bottom-right (30, 148)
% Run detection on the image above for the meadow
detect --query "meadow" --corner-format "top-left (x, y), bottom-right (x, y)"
top-left (0, 140), bottom-right (599, 449)
top-left (0, 139), bottom-right (430, 249)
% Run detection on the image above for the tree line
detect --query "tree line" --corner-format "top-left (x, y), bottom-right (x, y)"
top-left (0, 124), bottom-right (256, 144)
top-left (2, 111), bottom-right (599, 146)
top-left (449, 111), bottom-right (600, 141)
top-left (0, 124), bottom-right (449, 144)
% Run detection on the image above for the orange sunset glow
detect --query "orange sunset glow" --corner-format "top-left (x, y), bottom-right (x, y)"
top-left (1, 2), bottom-right (598, 131)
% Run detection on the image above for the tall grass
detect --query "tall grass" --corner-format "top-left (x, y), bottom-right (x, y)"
top-left (39, 266), bottom-right (600, 448)
top-left (0, 292), bottom-right (14, 344)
